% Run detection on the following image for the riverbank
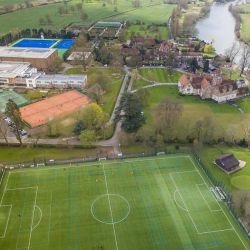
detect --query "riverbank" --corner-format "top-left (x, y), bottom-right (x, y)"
top-left (231, 3), bottom-right (250, 44)
top-left (171, 0), bottom-right (211, 37)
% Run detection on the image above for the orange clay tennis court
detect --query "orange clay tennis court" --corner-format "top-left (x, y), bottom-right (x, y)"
top-left (20, 90), bottom-right (92, 127)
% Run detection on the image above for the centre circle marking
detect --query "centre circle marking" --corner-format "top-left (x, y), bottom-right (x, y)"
top-left (91, 194), bottom-right (130, 225)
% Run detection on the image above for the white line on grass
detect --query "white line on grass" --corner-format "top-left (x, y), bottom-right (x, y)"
top-left (28, 186), bottom-right (38, 250)
top-left (169, 173), bottom-right (200, 234)
top-left (47, 192), bottom-right (53, 250)
top-left (31, 205), bottom-right (42, 231)
top-left (196, 184), bottom-right (221, 212)
top-left (102, 163), bottom-right (119, 250)
top-left (0, 205), bottom-right (12, 238)
top-left (188, 156), bottom-right (248, 250)
top-left (0, 169), bottom-right (5, 186)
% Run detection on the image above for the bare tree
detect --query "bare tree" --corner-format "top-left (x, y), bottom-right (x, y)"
top-left (225, 42), bottom-right (240, 64)
top-left (0, 113), bottom-right (9, 145)
top-left (240, 45), bottom-right (250, 76)
top-left (154, 97), bottom-right (182, 140)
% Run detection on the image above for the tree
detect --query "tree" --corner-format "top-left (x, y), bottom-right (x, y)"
top-left (240, 45), bottom-right (250, 76)
top-left (5, 100), bottom-right (23, 145)
top-left (190, 57), bottom-right (199, 73)
top-left (203, 59), bottom-right (209, 73)
top-left (193, 116), bottom-right (216, 144)
top-left (203, 44), bottom-right (215, 54)
top-left (0, 113), bottom-right (9, 144)
top-left (225, 42), bottom-right (240, 64)
top-left (115, 93), bottom-right (145, 133)
top-left (48, 57), bottom-right (63, 73)
top-left (154, 97), bottom-right (182, 140)
top-left (79, 130), bottom-right (96, 145)
top-left (73, 120), bottom-right (86, 135)
top-left (79, 103), bottom-right (107, 132)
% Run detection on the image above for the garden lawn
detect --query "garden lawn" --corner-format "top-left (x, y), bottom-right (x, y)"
top-left (139, 68), bottom-right (182, 83)
top-left (140, 86), bottom-right (250, 141)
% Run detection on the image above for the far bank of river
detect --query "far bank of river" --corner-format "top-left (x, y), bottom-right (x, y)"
top-left (196, 1), bottom-right (237, 55)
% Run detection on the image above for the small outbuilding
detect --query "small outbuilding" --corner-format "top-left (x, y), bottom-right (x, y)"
top-left (214, 154), bottom-right (246, 174)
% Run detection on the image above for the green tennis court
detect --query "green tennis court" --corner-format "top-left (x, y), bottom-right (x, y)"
top-left (0, 90), bottom-right (28, 112)
top-left (0, 155), bottom-right (249, 249)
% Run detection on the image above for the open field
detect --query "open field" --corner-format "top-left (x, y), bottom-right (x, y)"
top-left (240, 14), bottom-right (250, 42)
top-left (110, 4), bottom-right (175, 24)
top-left (0, 1), bottom-right (174, 35)
top-left (138, 68), bottom-right (182, 83)
top-left (0, 155), bottom-right (249, 249)
top-left (126, 24), bottom-right (169, 40)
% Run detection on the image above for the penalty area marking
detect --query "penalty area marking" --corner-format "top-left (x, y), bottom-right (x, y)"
top-left (31, 205), bottom-right (43, 232)
top-left (91, 193), bottom-right (130, 225)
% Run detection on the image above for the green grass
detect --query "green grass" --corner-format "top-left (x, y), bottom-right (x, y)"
top-left (126, 24), bottom-right (169, 40)
top-left (240, 14), bottom-right (250, 42)
top-left (0, 154), bottom-right (249, 249)
top-left (110, 4), bottom-right (175, 24)
top-left (132, 78), bottom-right (149, 90)
top-left (140, 85), bottom-right (250, 141)
top-left (0, 1), bottom-right (174, 35)
top-left (231, 176), bottom-right (250, 190)
top-left (0, 146), bottom-right (110, 164)
top-left (198, 146), bottom-right (250, 192)
top-left (236, 98), bottom-right (250, 113)
top-left (67, 67), bottom-right (124, 116)
top-left (139, 68), bottom-right (182, 83)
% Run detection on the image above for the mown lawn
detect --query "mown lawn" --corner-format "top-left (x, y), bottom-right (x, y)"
top-left (140, 86), bottom-right (250, 141)
top-left (139, 68), bottom-right (182, 83)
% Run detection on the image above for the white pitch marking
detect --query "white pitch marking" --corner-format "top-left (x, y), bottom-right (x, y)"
top-left (188, 156), bottom-right (248, 250)
top-left (102, 163), bottom-right (119, 250)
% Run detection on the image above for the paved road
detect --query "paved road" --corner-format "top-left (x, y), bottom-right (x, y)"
top-left (107, 67), bottom-right (130, 126)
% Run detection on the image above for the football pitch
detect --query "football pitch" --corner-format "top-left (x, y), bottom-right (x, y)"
top-left (0, 155), bottom-right (249, 249)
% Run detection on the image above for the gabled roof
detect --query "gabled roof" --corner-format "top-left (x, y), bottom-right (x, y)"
top-left (215, 154), bottom-right (239, 171)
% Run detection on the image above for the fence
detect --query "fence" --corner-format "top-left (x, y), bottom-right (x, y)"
top-left (1, 148), bottom-right (249, 239)
top-left (191, 150), bottom-right (250, 239)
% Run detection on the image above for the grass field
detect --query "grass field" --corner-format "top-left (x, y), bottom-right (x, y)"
top-left (0, 0), bottom-right (174, 35)
top-left (0, 155), bottom-right (249, 249)
top-left (126, 24), bottom-right (169, 40)
top-left (140, 85), bottom-right (250, 141)
top-left (138, 68), bottom-right (182, 83)
top-left (240, 14), bottom-right (250, 42)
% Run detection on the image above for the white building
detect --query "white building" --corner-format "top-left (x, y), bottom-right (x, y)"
top-left (0, 61), bottom-right (37, 87)
top-left (34, 74), bottom-right (87, 89)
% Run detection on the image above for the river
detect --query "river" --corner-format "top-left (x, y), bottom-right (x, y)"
top-left (195, 0), bottom-right (245, 55)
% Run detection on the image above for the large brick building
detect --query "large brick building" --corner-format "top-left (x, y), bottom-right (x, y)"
top-left (0, 47), bottom-right (58, 70)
